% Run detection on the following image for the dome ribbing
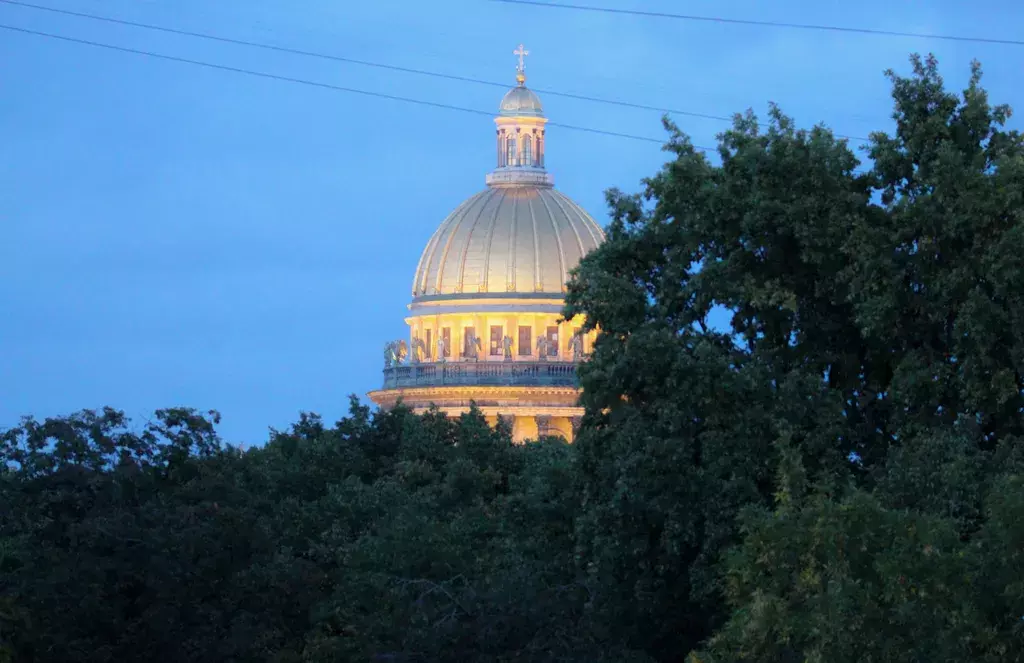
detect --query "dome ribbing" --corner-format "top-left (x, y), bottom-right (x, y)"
top-left (412, 186), bottom-right (603, 299)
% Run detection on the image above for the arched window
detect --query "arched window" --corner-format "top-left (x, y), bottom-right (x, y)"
top-left (506, 138), bottom-right (517, 166)
top-left (523, 135), bottom-right (533, 167)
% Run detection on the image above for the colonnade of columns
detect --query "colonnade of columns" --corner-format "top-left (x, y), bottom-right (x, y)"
top-left (496, 127), bottom-right (545, 168)
top-left (490, 414), bottom-right (582, 443)
top-left (409, 313), bottom-right (588, 363)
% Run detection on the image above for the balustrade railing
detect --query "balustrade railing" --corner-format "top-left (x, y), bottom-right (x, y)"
top-left (381, 360), bottom-right (580, 389)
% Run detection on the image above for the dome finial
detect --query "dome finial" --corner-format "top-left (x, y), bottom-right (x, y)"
top-left (514, 43), bottom-right (529, 86)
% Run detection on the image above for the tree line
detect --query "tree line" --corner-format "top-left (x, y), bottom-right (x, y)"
top-left (2, 54), bottom-right (1023, 662)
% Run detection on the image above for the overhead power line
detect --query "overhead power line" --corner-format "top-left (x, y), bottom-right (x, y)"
top-left (0, 0), bottom-right (870, 141)
top-left (0, 0), bottom-right (726, 121)
top-left (0, 23), bottom-right (880, 170)
top-left (491, 0), bottom-right (1024, 47)
top-left (0, 23), bottom-right (676, 146)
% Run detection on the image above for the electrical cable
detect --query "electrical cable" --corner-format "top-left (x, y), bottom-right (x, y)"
top-left (0, 23), bottom-right (679, 145)
top-left (0, 0), bottom-right (870, 141)
top-left (1, 22), bottom-right (876, 172)
top-left (491, 0), bottom-right (1024, 46)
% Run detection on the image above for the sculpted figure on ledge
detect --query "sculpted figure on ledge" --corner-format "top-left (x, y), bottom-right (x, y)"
top-left (535, 334), bottom-right (549, 360)
top-left (464, 333), bottom-right (482, 361)
top-left (570, 332), bottom-right (584, 361)
top-left (394, 339), bottom-right (408, 365)
top-left (411, 335), bottom-right (427, 364)
top-left (384, 339), bottom-right (409, 368)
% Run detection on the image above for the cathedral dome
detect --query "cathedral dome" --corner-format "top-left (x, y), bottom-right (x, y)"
top-left (412, 185), bottom-right (604, 299)
top-left (499, 86), bottom-right (544, 117)
top-left (410, 43), bottom-right (603, 301)
top-left (371, 45), bottom-right (602, 444)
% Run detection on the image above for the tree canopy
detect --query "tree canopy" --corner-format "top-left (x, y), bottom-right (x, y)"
top-left (3, 54), bottom-right (1023, 662)
top-left (565, 53), bottom-right (1024, 662)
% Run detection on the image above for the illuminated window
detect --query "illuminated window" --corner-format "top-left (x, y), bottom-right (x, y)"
top-left (546, 326), bottom-right (559, 357)
top-left (523, 135), bottom-right (533, 167)
top-left (507, 138), bottom-right (517, 166)
top-left (426, 329), bottom-right (433, 360)
top-left (490, 326), bottom-right (503, 356)
top-left (518, 326), bottom-right (532, 356)
top-left (463, 327), bottom-right (476, 358)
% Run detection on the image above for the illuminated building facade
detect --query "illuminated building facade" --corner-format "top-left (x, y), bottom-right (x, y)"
top-left (368, 46), bottom-right (604, 442)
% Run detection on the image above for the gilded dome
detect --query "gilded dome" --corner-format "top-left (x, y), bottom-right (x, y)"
top-left (411, 47), bottom-right (603, 301)
top-left (412, 186), bottom-right (604, 299)
top-left (499, 86), bottom-right (544, 117)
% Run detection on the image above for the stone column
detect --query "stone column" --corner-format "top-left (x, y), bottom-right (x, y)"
top-left (409, 320), bottom-right (419, 364)
top-left (435, 320), bottom-right (443, 362)
top-left (506, 314), bottom-right (517, 361)
top-left (558, 319), bottom-right (571, 361)
top-left (475, 314), bottom-right (484, 361)
top-left (535, 414), bottom-right (554, 438)
top-left (498, 414), bottom-right (515, 434)
top-left (535, 315), bottom-right (548, 361)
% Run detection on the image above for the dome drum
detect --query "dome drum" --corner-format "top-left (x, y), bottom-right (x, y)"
top-left (379, 360), bottom-right (579, 390)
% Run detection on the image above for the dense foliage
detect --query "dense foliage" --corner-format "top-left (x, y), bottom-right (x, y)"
top-left (0, 403), bottom-right (610, 662)
top-left (565, 53), bottom-right (1024, 662)
top-left (3, 55), bottom-right (1023, 662)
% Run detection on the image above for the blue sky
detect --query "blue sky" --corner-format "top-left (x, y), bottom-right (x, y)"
top-left (1, 0), bottom-right (1021, 445)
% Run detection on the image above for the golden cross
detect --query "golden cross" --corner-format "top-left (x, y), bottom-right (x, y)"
top-left (514, 44), bottom-right (529, 73)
